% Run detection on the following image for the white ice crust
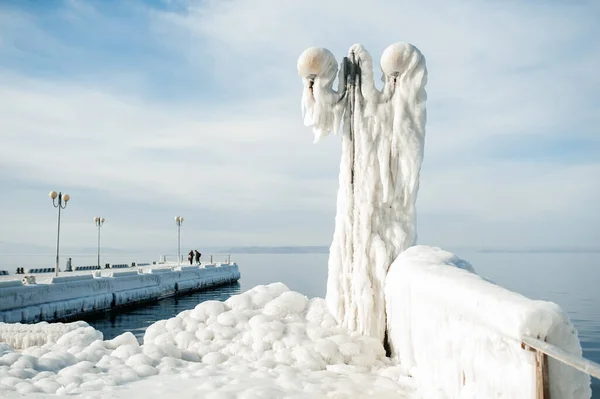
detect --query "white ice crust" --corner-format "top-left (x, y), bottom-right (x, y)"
top-left (0, 283), bottom-right (421, 398)
top-left (385, 245), bottom-right (592, 399)
top-left (299, 42), bottom-right (427, 341)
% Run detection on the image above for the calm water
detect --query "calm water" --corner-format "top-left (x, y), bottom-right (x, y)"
top-left (81, 283), bottom-right (242, 342)
top-left (2, 251), bottom-right (599, 393)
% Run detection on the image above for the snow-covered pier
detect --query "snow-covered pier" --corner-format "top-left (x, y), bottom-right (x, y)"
top-left (0, 263), bottom-right (240, 323)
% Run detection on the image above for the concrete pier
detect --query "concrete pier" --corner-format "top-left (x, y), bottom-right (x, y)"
top-left (0, 263), bottom-right (240, 323)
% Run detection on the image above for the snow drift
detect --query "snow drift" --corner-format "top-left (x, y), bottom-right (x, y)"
top-left (0, 283), bottom-right (420, 398)
top-left (298, 42), bottom-right (427, 342)
top-left (385, 245), bottom-right (591, 399)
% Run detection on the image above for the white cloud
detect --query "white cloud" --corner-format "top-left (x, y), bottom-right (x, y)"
top-left (0, 74), bottom-right (336, 210)
top-left (0, 0), bottom-right (598, 251)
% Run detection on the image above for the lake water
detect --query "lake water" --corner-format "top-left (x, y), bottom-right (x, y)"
top-left (1, 251), bottom-right (598, 394)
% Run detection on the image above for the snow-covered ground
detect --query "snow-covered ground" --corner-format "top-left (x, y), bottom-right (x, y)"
top-left (0, 263), bottom-right (240, 323)
top-left (0, 283), bottom-right (420, 398)
top-left (0, 250), bottom-right (593, 398)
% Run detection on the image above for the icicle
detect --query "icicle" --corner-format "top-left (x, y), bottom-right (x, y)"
top-left (297, 47), bottom-right (347, 142)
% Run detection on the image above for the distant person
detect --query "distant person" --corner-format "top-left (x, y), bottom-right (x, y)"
top-left (195, 250), bottom-right (201, 265)
top-left (188, 250), bottom-right (194, 265)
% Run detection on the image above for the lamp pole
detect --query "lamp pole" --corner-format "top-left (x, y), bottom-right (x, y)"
top-left (175, 216), bottom-right (184, 267)
top-left (94, 217), bottom-right (105, 269)
top-left (49, 191), bottom-right (70, 277)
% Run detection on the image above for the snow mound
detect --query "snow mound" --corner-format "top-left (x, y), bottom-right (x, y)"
top-left (0, 283), bottom-right (420, 398)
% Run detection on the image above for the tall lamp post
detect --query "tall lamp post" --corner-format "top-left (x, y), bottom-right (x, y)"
top-left (297, 43), bottom-right (428, 341)
top-left (175, 216), bottom-right (184, 267)
top-left (94, 217), bottom-right (105, 269)
top-left (49, 191), bottom-right (70, 277)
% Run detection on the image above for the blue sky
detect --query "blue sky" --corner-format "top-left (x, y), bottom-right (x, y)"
top-left (0, 0), bottom-right (598, 254)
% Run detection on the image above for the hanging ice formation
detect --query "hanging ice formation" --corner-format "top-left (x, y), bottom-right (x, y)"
top-left (297, 43), bottom-right (428, 341)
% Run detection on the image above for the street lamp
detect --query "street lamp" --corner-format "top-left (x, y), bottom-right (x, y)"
top-left (49, 191), bottom-right (70, 277)
top-left (297, 43), bottom-right (428, 341)
top-left (94, 217), bottom-right (105, 269)
top-left (175, 216), bottom-right (184, 267)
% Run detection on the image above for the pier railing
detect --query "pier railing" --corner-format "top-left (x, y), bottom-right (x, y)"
top-left (159, 255), bottom-right (233, 264)
top-left (520, 336), bottom-right (600, 399)
top-left (7, 257), bottom-right (234, 276)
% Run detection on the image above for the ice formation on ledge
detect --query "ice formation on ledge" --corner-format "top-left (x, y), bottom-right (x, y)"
top-left (0, 283), bottom-right (420, 398)
top-left (298, 43), bottom-right (427, 341)
top-left (385, 245), bottom-right (592, 399)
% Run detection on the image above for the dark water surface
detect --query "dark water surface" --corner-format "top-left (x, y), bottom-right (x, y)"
top-left (82, 282), bottom-right (242, 343)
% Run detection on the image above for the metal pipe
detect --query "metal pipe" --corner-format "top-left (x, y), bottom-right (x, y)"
top-left (522, 336), bottom-right (600, 380)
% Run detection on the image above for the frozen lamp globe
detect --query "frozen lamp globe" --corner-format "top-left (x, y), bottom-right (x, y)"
top-left (380, 42), bottom-right (413, 77)
top-left (94, 217), bottom-right (99, 223)
top-left (49, 191), bottom-right (58, 200)
top-left (63, 194), bottom-right (70, 202)
top-left (101, 218), bottom-right (105, 223)
top-left (297, 47), bottom-right (337, 79)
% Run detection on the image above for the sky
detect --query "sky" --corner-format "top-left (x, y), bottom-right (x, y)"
top-left (0, 0), bottom-right (598, 255)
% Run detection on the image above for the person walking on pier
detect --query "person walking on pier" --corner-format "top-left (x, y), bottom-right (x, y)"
top-left (195, 250), bottom-right (201, 265)
top-left (188, 250), bottom-right (194, 265)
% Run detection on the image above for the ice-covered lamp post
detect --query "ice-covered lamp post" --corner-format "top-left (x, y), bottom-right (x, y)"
top-left (49, 191), bottom-right (71, 277)
top-left (297, 43), bottom-right (428, 342)
top-left (94, 217), bottom-right (105, 269)
top-left (175, 216), bottom-right (184, 267)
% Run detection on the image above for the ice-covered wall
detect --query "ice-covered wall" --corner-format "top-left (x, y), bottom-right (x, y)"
top-left (0, 321), bottom-right (93, 349)
top-left (298, 43), bottom-right (427, 341)
top-left (384, 245), bottom-right (591, 399)
top-left (0, 264), bottom-right (240, 323)
top-left (0, 280), bottom-right (23, 288)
